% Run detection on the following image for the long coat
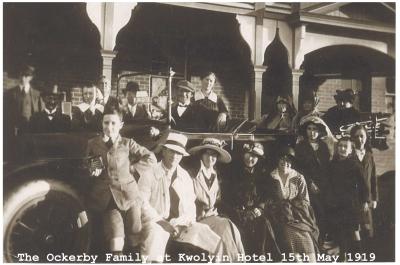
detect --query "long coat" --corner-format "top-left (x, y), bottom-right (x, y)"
top-left (4, 86), bottom-right (44, 134)
top-left (352, 150), bottom-right (378, 236)
top-left (29, 109), bottom-right (71, 133)
top-left (325, 157), bottom-right (369, 230)
top-left (86, 134), bottom-right (157, 212)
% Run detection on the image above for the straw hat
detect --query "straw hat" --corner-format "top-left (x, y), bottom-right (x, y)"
top-left (161, 132), bottom-right (190, 156)
top-left (188, 138), bottom-right (232, 163)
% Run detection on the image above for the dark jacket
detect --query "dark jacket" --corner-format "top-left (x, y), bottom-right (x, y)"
top-left (352, 150), bottom-right (378, 202)
top-left (326, 156), bottom-right (368, 228)
top-left (295, 140), bottom-right (330, 193)
top-left (171, 103), bottom-right (197, 131)
top-left (103, 96), bottom-right (120, 112)
top-left (71, 106), bottom-right (103, 132)
top-left (29, 109), bottom-right (71, 133)
top-left (4, 86), bottom-right (44, 135)
top-left (123, 104), bottom-right (149, 124)
top-left (323, 106), bottom-right (361, 133)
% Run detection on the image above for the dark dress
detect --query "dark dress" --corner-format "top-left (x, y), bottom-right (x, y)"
top-left (103, 96), bottom-right (120, 112)
top-left (171, 103), bottom-right (197, 131)
top-left (193, 91), bottom-right (228, 131)
top-left (29, 109), bottom-right (71, 133)
top-left (352, 150), bottom-right (378, 237)
top-left (225, 162), bottom-right (281, 260)
top-left (295, 140), bottom-right (330, 237)
top-left (71, 106), bottom-right (103, 132)
top-left (323, 106), bottom-right (361, 133)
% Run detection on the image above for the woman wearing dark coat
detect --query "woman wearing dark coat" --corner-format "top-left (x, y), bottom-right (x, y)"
top-left (225, 142), bottom-right (281, 261)
top-left (325, 137), bottom-right (369, 260)
top-left (295, 117), bottom-right (331, 240)
top-left (350, 125), bottom-right (378, 252)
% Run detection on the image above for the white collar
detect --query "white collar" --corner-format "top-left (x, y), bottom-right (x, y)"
top-left (200, 160), bottom-right (216, 179)
top-left (194, 90), bottom-right (218, 103)
top-left (77, 102), bottom-right (103, 113)
top-left (271, 168), bottom-right (297, 187)
top-left (44, 108), bottom-right (57, 115)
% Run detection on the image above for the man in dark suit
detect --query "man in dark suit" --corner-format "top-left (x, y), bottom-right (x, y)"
top-left (122, 81), bottom-right (150, 124)
top-left (29, 86), bottom-right (71, 133)
top-left (4, 65), bottom-right (44, 135)
top-left (171, 80), bottom-right (196, 130)
top-left (98, 76), bottom-right (120, 112)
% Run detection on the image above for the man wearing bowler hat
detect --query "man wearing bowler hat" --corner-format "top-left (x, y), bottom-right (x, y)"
top-left (323, 88), bottom-right (361, 133)
top-left (171, 80), bottom-right (197, 130)
top-left (137, 132), bottom-right (222, 262)
top-left (122, 81), bottom-right (150, 124)
top-left (29, 86), bottom-right (71, 133)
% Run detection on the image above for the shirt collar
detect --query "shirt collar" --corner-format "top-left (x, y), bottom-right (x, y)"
top-left (271, 168), bottom-right (297, 183)
top-left (44, 108), bottom-right (57, 115)
top-left (161, 161), bottom-right (177, 180)
top-left (200, 160), bottom-right (215, 179)
top-left (194, 90), bottom-right (218, 103)
top-left (20, 84), bottom-right (30, 94)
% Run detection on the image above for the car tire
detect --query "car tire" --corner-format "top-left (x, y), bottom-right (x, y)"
top-left (3, 179), bottom-right (91, 262)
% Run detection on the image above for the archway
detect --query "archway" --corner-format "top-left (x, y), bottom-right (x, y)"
top-left (113, 3), bottom-right (254, 118)
top-left (299, 45), bottom-right (395, 113)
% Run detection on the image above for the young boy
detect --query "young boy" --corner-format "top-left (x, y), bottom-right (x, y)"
top-left (86, 107), bottom-right (157, 255)
top-left (326, 136), bottom-right (368, 260)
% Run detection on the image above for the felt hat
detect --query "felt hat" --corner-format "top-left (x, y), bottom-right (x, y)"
top-left (176, 80), bottom-right (195, 93)
top-left (242, 142), bottom-right (265, 158)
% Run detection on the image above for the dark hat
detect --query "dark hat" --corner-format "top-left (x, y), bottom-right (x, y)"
top-left (124, 81), bottom-right (140, 94)
top-left (188, 138), bottom-right (232, 163)
top-left (334, 89), bottom-right (355, 103)
top-left (176, 80), bottom-right (195, 93)
top-left (20, 65), bottom-right (35, 77)
top-left (276, 146), bottom-right (295, 163)
top-left (242, 142), bottom-right (265, 158)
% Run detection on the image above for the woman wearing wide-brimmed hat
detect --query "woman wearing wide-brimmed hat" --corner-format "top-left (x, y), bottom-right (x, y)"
top-left (264, 146), bottom-right (319, 262)
top-left (225, 141), bottom-right (281, 260)
top-left (187, 138), bottom-right (245, 261)
top-left (295, 117), bottom-right (332, 243)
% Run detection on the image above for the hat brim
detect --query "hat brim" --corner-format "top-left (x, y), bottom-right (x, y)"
top-left (246, 150), bottom-right (265, 159)
top-left (162, 144), bottom-right (190, 156)
top-left (177, 85), bottom-right (194, 93)
top-left (188, 144), bottom-right (232, 163)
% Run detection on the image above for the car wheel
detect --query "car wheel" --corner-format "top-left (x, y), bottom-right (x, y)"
top-left (3, 179), bottom-right (91, 262)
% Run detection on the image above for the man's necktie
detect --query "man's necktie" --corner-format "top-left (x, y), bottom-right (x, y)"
top-left (105, 138), bottom-right (113, 149)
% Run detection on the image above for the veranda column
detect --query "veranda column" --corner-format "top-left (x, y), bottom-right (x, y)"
top-left (291, 69), bottom-right (304, 110)
top-left (251, 66), bottom-right (267, 120)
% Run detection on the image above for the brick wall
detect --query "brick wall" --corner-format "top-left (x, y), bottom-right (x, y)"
top-left (371, 77), bottom-right (388, 113)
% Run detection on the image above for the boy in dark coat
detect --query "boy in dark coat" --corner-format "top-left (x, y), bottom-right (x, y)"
top-left (326, 137), bottom-right (368, 261)
top-left (171, 80), bottom-right (197, 130)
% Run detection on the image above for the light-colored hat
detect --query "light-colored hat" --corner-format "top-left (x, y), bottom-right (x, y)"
top-left (188, 138), bottom-right (232, 163)
top-left (161, 132), bottom-right (190, 156)
top-left (243, 142), bottom-right (265, 158)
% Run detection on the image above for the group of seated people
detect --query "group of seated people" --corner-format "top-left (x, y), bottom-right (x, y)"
top-left (85, 102), bottom-right (377, 262)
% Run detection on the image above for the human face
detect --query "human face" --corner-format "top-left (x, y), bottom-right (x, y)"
top-left (178, 88), bottom-right (192, 105)
top-left (201, 74), bottom-right (215, 95)
top-left (102, 114), bottom-right (123, 139)
top-left (201, 149), bottom-right (218, 169)
top-left (278, 157), bottom-right (292, 173)
top-left (277, 102), bottom-right (287, 113)
top-left (126, 91), bottom-right (137, 105)
top-left (99, 78), bottom-right (111, 96)
top-left (337, 139), bottom-right (352, 158)
top-left (353, 129), bottom-right (367, 149)
top-left (82, 86), bottom-right (95, 104)
top-left (243, 152), bottom-right (259, 168)
top-left (306, 123), bottom-right (320, 142)
top-left (162, 147), bottom-right (183, 169)
top-left (44, 95), bottom-right (58, 111)
top-left (21, 75), bottom-right (33, 86)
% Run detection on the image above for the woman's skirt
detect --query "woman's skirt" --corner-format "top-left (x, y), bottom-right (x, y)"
top-left (199, 215), bottom-right (245, 262)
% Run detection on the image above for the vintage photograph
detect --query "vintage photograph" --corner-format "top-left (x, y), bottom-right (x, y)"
top-left (3, 2), bottom-right (395, 263)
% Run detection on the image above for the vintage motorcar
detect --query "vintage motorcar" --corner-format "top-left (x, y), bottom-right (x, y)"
top-left (3, 112), bottom-right (393, 262)
top-left (3, 117), bottom-right (296, 262)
